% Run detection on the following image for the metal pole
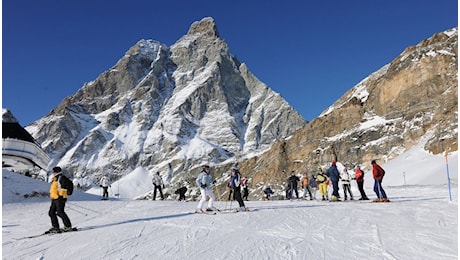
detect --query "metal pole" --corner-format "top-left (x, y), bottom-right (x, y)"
top-left (445, 153), bottom-right (452, 202)
top-left (403, 171), bottom-right (406, 190)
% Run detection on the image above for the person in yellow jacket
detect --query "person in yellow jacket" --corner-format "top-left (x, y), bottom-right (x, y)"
top-left (316, 168), bottom-right (329, 201)
top-left (47, 167), bottom-right (73, 233)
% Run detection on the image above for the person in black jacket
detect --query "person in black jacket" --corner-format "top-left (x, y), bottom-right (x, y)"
top-left (229, 166), bottom-right (248, 211)
top-left (174, 186), bottom-right (187, 201)
top-left (287, 171), bottom-right (300, 199)
top-left (326, 162), bottom-right (340, 201)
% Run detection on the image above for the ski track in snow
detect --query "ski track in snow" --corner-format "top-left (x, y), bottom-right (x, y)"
top-left (2, 184), bottom-right (458, 259)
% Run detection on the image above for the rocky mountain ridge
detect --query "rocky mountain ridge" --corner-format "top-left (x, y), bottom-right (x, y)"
top-left (230, 27), bottom-right (458, 196)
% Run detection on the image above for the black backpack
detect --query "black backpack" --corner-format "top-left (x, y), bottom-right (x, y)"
top-left (60, 175), bottom-right (74, 196)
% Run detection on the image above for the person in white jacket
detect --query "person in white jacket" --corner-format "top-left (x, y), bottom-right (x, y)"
top-left (340, 168), bottom-right (354, 200)
top-left (100, 174), bottom-right (111, 200)
top-left (152, 172), bottom-right (164, 200)
top-left (195, 165), bottom-right (216, 213)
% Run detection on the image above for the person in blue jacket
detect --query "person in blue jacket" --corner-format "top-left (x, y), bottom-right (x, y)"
top-left (195, 165), bottom-right (216, 213)
top-left (263, 185), bottom-right (274, 200)
top-left (326, 161), bottom-right (340, 201)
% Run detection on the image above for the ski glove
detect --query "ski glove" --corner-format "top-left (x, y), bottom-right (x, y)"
top-left (201, 184), bottom-right (207, 188)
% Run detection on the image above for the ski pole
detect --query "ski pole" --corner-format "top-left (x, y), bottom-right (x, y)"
top-left (66, 204), bottom-right (88, 216)
top-left (445, 153), bottom-right (452, 202)
top-left (403, 172), bottom-right (406, 190)
top-left (67, 202), bottom-right (100, 214)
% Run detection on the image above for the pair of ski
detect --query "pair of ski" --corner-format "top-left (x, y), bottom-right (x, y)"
top-left (194, 208), bottom-right (251, 215)
top-left (16, 227), bottom-right (78, 240)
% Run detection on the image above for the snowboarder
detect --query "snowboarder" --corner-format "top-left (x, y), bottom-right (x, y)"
top-left (340, 167), bottom-right (353, 200)
top-left (152, 172), bottom-right (165, 200)
top-left (372, 160), bottom-right (390, 202)
top-left (47, 167), bottom-right (73, 233)
top-left (229, 166), bottom-right (248, 211)
top-left (326, 162), bottom-right (340, 201)
top-left (195, 165), bottom-right (217, 213)
top-left (316, 169), bottom-right (329, 200)
top-left (287, 171), bottom-right (300, 199)
top-left (355, 165), bottom-right (369, 200)
top-left (99, 174), bottom-right (111, 200)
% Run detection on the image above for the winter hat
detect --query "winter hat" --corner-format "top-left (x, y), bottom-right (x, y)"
top-left (371, 160), bottom-right (376, 165)
top-left (332, 161), bottom-right (336, 165)
top-left (52, 167), bottom-right (62, 173)
top-left (231, 165), bottom-right (239, 171)
top-left (203, 165), bottom-right (210, 170)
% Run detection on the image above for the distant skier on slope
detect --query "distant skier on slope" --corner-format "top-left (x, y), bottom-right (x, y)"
top-left (263, 185), bottom-right (274, 201)
top-left (316, 169), bottom-right (329, 201)
top-left (371, 160), bottom-right (390, 202)
top-left (309, 174), bottom-right (318, 200)
top-left (287, 171), bottom-right (300, 199)
top-left (340, 167), bottom-right (353, 200)
top-left (326, 162), bottom-right (341, 201)
top-left (355, 165), bottom-right (369, 200)
top-left (301, 172), bottom-right (312, 200)
top-left (99, 174), bottom-right (111, 200)
top-left (152, 172), bottom-right (165, 200)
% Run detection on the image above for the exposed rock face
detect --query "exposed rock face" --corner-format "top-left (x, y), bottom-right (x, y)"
top-left (27, 17), bottom-right (306, 187)
top-left (233, 28), bottom-right (458, 194)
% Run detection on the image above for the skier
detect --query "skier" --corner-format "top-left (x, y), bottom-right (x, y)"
top-left (316, 169), bottom-right (329, 200)
top-left (47, 167), bottom-right (73, 233)
top-left (301, 172), bottom-right (312, 200)
top-left (241, 176), bottom-right (249, 201)
top-left (174, 186), bottom-right (187, 201)
top-left (195, 165), bottom-right (217, 213)
top-left (263, 185), bottom-right (274, 201)
top-left (309, 174), bottom-right (318, 200)
top-left (355, 165), bottom-right (369, 200)
top-left (372, 160), bottom-right (390, 202)
top-left (99, 174), bottom-right (111, 200)
top-left (229, 166), bottom-right (248, 211)
top-left (287, 171), bottom-right (300, 199)
top-left (326, 162), bottom-right (340, 201)
top-left (340, 167), bottom-right (353, 200)
top-left (152, 172), bottom-right (165, 200)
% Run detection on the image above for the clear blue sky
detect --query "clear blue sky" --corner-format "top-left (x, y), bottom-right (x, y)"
top-left (3, 0), bottom-right (457, 126)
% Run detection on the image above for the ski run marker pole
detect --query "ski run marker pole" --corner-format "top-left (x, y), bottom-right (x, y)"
top-left (445, 153), bottom-right (452, 202)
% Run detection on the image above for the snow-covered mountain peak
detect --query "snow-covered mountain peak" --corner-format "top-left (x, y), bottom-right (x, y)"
top-left (24, 17), bottom-right (306, 194)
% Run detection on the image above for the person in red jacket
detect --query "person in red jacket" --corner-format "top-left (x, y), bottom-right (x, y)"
top-left (355, 165), bottom-right (369, 200)
top-left (371, 160), bottom-right (389, 202)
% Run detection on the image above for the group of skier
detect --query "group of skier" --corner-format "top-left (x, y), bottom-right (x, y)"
top-left (194, 165), bottom-right (250, 213)
top-left (281, 160), bottom-right (389, 202)
top-left (45, 160), bottom-right (388, 234)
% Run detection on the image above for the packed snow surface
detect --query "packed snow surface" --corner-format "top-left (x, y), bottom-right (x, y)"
top-left (2, 148), bottom-right (458, 259)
